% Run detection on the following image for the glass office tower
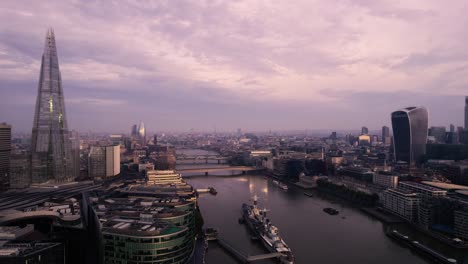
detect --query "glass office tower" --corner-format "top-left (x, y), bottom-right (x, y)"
top-left (391, 107), bottom-right (428, 166)
top-left (31, 29), bottom-right (72, 183)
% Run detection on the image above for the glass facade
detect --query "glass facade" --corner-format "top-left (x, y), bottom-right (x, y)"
top-left (391, 107), bottom-right (428, 166)
top-left (31, 28), bottom-right (72, 183)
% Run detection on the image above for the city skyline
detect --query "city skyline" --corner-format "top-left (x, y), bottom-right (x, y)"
top-left (1, 1), bottom-right (468, 132)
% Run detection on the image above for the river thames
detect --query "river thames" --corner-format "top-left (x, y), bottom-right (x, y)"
top-left (178, 149), bottom-right (467, 264)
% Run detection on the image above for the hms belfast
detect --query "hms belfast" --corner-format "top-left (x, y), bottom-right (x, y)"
top-left (242, 195), bottom-right (294, 264)
top-left (30, 28), bottom-right (73, 184)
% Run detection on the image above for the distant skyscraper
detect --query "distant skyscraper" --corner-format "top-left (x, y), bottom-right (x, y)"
top-left (153, 134), bottom-right (158, 145)
top-left (361, 126), bottom-right (369, 135)
top-left (138, 121), bottom-right (146, 146)
top-left (69, 130), bottom-right (80, 180)
top-left (0, 123), bottom-right (11, 191)
top-left (450, 124), bottom-right (455, 133)
top-left (382, 126), bottom-right (391, 145)
top-left (465, 96), bottom-right (468, 130)
top-left (131, 124), bottom-right (137, 137)
top-left (428, 126), bottom-right (446, 143)
top-left (391, 107), bottom-right (428, 166)
top-left (30, 29), bottom-right (73, 184)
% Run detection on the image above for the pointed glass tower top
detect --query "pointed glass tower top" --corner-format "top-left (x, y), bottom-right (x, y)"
top-left (31, 28), bottom-right (72, 183)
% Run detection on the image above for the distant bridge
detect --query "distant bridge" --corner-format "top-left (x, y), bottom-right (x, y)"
top-left (176, 154), bottom-right (229, 165)
top-left (176, 154), bottom-right (228, 160)
top-left (177, 166), bottom-right (263, 176)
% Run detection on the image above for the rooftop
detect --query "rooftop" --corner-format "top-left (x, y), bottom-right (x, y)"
top-left (399, 181), bottom-right (446, 192)
top-left (421, 181), bottom-right (468, 191)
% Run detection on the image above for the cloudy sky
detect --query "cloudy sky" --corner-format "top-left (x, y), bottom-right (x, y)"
top-left (0, 0), bottom-right (467, 133)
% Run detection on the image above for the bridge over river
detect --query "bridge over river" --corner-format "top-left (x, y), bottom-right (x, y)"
top-left (177, 166), bottom-right (264, 176)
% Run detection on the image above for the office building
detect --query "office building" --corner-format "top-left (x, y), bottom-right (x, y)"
top-left (399, 181), bottom-right (447, 197)
top-left (428, 126), bottom-right (446, 143)
top-left (426, 144), bottom-right (468, 161)
top-left (0, 123), bottom-right (11, 191)
top-left (84, 170), bottom-right (198, 264)
top-left (373, 172), bottom-right (398, 188)
top-left (88, 145), bottom-right (120, 179)
top-left (69, 130), bottom-right (80, 180)
top-left (381, 126), bottom-right (390, 144)
top-left (391, 107), bottom-right (428, 166)
top-left (138, 121), bottom-right (146, 146)
top-left (361, 126), bottom-right (369, 135)
top-left (9, 152), bottom-right (31, 189)
top-left (443, 163), bottom-right (468, 186)
top-left (30, 29), bottom-right (73, 184)
top-left (131, 124), bottom-right (138, 137)
top-left (454, 210), bottom-right (468, 240)
top-left (382, 188), bottom-right (420, 222)
top-left (339, 166), bottom-right (374, 182)
top-left (465, 96), bottom-right (468, 130)
top-left (147, 170), bottom-right (183, 185)
top-left (358, 135), bottom-right (371, 146)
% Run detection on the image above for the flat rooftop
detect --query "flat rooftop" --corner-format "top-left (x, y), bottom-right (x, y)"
top-left (399, 181), bottom-right (446, 192)
top-left (422, 181), bottom-right (468, 191)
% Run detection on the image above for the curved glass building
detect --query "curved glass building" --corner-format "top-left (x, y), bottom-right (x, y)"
top-left (391, 107), bottom-right (428, 166)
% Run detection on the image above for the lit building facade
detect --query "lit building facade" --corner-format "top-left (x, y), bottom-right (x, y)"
top-left (391, 107), bottom-right (428, 166)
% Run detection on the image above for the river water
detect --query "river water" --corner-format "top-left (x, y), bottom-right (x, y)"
top-left (177, 149), bottom-right (468, 264)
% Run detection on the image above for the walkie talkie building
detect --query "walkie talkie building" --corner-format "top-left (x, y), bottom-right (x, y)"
top-left (391, 107), bottom-right (428, 166)
top-left (31, 28), bottom-right (72, 183)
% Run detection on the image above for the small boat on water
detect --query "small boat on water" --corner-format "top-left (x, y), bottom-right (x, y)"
top-left (209, 187), bottom-right (217, 195)
top-left (204, 227), bottom-right (219, 241)
top-left (323, 208), bottom-right (339, 215)
top-left (304, 192), bottom-right (314, 197)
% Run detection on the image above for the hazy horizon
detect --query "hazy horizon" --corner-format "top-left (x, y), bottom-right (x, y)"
top-left (1, 1), bottom-right (467, 133)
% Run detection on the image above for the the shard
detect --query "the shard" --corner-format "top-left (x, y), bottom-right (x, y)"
top-left (31, 28), bottom-right (73, 183)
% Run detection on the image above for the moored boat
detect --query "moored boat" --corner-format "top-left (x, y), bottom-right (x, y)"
top-left (242, 195), bottom-right (294, 264)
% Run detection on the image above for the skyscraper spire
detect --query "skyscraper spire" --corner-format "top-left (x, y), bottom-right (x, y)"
top-left (31, 28), bottom-right (72, 183)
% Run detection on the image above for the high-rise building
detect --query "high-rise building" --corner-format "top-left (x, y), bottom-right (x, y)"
top-left (391, 106), bottom-right (428, 166)
top-left (382, 126), bottom-right (390, 139)
top-left (450, 124), bottom-right (455, 133)
top-left (88, 145), bottom-right (120, 179)
top-left (0, 123), bottom-right (11, 191)
top-left (131, 124), bottom-right (137, 137)
top-left (465, 96), bottom-right (468, 130)
top-left (9, 151), bottom-right (31, 189)
top-left (30, 29), bottom-right (73, 184)
top-left (381, 126), bottom-right (391, 144)
top-left (69, 130), bottom-right (80, 180)
top-left (361, 126), bottom-right (369, 135)
top-left (428, 126), bottom-right (446, 143)
top-left (138, 121), bottom-right (146, 146)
